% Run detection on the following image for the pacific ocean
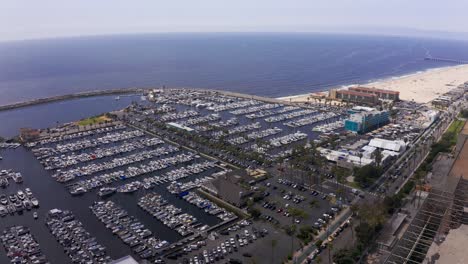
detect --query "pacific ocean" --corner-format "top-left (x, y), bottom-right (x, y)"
top-left (1, 33), bottom-right (468, 105)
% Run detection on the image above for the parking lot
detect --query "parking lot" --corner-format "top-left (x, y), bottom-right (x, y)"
top-left (254, 177), bottom-right (348, 236)
top-left (164, 220), bottom-right (295, 264)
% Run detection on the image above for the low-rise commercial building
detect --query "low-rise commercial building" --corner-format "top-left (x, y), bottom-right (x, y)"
top-left (330, 89), bottom-right (379, 105)
top-left (349, 86), bottom-right (400, 101)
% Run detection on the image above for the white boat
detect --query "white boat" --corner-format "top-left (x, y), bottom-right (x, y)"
top-left (97, 187), bottom-right (116, 197)
top-left (33, 212), bottom-right (38, 219)
top-left (31, 198), bottom-right (39, 207)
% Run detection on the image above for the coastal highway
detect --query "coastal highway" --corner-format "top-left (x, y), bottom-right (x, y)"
top-left (369, 98), bottom-right (466, 196)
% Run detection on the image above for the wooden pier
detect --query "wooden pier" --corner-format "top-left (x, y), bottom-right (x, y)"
top-left (424, 57), bottom-right (468, 64)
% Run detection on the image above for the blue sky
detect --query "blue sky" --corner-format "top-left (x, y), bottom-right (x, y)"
top-left (2, 0), bottom-right (468, 41)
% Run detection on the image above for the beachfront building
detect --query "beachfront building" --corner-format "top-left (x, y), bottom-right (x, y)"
top-left (349, 87), bottom-right (400, 101)
top-left (330, 89), bottom-right (379, 105)
top-left (432, 96), bottom-right (452, 108)
top-left (345, 110), bottom-right (390, 134)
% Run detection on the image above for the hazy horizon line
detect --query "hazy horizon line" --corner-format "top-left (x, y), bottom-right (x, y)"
top-left (2, 27), bottom-right (468, 44)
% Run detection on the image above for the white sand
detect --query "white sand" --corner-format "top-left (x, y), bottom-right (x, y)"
top-left (370, 65), bottom-right (468, 103)
top-left (278, 65), bottom-right (468, 104)
top-left (425, 224), bottom-right (468, 264)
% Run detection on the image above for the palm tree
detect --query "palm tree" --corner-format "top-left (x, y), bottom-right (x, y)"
top-left (358, 152), bottom-right (363, 166)
top-left (336, 187), bottom-right (345, 201)
top-left (372, 148), bottom-right (383, 167)
top-left (328, 242), bottom-right (333, 264)
top-left (286, 224), bottom-right (297, 259)
top-left (271, 239), bottom-right (277, 264)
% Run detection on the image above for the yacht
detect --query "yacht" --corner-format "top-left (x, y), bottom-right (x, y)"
top-left (17, 190), bottom-right (26, 200)
top-left (33, 212), bottom-right (38, 219)
top-left (97, 187), bottom-right (116, 198)
top-left (23, 200), bottom-right (32, 210)
top-left (12, 173), bottom-right (23, 183)
top-left (30, 198), bottom-right (39, 208)
top-left (70, 187), bottom-right (87, 196)
top-left (0, 206), bottom-right (7, 217)
top-left (0, 178), bottom-right (8, 188)
top-left (117, 182), bottom-right (141, 193)
top-left (0, 194), bottom-right (8, 205)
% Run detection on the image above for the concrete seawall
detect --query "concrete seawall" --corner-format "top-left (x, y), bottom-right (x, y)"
top-left (0, 88), bottom-right (145, 112)
top-left (0, 87), bottom-right (300, 112)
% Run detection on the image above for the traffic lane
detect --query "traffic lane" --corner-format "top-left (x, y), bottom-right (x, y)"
top-left (311, 219), bottom-right (357, 264)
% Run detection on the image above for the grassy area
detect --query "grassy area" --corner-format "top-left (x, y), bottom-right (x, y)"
top-left (76, 115), bottom-right (111, 126)
top-left (446, 119), bottom-right (464, 144)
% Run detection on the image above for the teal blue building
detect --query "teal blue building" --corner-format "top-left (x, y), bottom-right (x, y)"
top-left (345, 110), bottom-right (389, 134)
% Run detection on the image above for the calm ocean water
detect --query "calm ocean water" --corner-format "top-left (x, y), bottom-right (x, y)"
top-left (1, 33), bottom-right (468, 106)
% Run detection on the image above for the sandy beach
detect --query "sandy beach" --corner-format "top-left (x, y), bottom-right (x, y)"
top-left (278, 64), bottom-right (468, 104)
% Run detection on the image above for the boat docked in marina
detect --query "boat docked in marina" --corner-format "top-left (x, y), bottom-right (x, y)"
top-left (98, 187), bottom-right (116, 197)
top-left (0, 206), bottom-right (8, 217)
top-left (0, 178), bottom-right (9, 188)
top-left (17, 190), bottom-right (26, 200)
top-left (70, 186), bottom-right (87, 196)
top-left (12, 173), bottom-right (23, 183)
top-left (0, 195), bottom-right (7, 205)
top-left (30, 198), bottom-right (39, 208)
top-left (117, 181), bottom-right (141, 193)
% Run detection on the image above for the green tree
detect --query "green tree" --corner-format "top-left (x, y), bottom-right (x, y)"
top-left (333, 249), bottom-right (357, 264)
top-left (309, 200), bottom-right (319, 208)
top-left (288, 207), bottom-right (309, 220)
top-left (372, 148), bottom-right (383, 167)
top-left (353, 165), bottom-right (383, 188)
top-left (248, 207), bottom-right (261, 219)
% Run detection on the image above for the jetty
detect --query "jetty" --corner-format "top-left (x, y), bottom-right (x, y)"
top-left (424, 56), bottom-right (468, 64)
top-left (0, 87), bottom-right (145, 111)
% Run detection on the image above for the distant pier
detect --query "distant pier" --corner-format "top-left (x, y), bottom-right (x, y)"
top-left (424, 56), bottom-right (468, 64)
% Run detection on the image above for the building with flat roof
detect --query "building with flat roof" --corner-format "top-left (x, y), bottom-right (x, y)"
top-left (110, 256), bottom-right (139, 264)
top-left (349, 86), bottom-right (400, 101)
top-left (167, 122), bottom-right (194, 132)
top-left (202, 169), bottom-right (254, 207)
top-left (345, 110), bottom-right (390, 134)
top-left (330, 89), bottom-right (379, 105)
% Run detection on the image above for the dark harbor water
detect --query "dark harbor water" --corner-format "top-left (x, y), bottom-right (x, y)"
top-left (0, 95), bottom-right (143, 138)
top-left (1, 33), bottom-right (468, 105)
top-left (0, 145), bottom-right (221, 263)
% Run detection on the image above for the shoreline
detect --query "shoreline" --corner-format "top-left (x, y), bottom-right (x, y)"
top-left (1, 63), bottom-right (467, 112)
top-left (277, 64), bottom-right (468, 103)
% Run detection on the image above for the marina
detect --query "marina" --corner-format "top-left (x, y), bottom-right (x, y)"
top-left (46, 209), bottom-right (112, 263)
top-left (138, 193), bottom-right (208, 237)
top-left (0, 84), bottom-right (463, 263)
top-left (1, 226), bottom-right (49, 264)
top-left (90, 200), bottom-right (169, 259)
